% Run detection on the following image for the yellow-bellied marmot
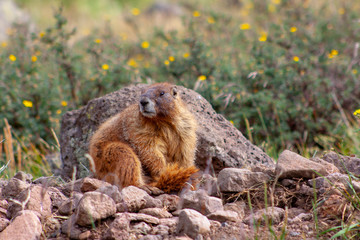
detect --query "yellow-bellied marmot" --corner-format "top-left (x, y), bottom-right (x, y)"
top-left (89, 82), bottom-right (198, 193)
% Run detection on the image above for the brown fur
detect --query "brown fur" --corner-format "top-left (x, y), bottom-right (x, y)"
top-left (89, 83), bottom-right (198, 193)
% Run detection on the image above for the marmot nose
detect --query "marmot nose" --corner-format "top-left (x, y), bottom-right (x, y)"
top-left (140, 98), bottom-right (149, 107)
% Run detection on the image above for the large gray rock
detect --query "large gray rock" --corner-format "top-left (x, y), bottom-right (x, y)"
top-left (60, 84), bottom-right (274, 179)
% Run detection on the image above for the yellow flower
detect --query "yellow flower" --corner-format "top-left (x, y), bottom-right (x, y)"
top-left (56, 109), bottom-right (62, 115)
top-left (290, 26), bottom-right (297, 33)
top-left (141, 41), bottom-right (150, 49)
top-left (338, 8), bottom-right (345, 15)
top-left (193, 11), bottom-right (201, 17)
top-left (272, 0), bottom-right (281, 4)
top-left (207, 17), bottom-right (215, 24)
top-left (268, 4), bottom-right (276, 13)
top-left (94, 39), bottom-right (102, 44)
top-left (352, 69), bottom-right (358, 74)
top-left (23, 100), bottom-right (33, 108)
top-left (331, 49), bottom-right (338, 56)
top-left (240, 23), bottom-right (251, 30)
top-left (328, 53), bottom-right (334, 59)
top-left (9, 54), bottom-right (16, 61)
top-left (1, 41), bottom-right (7, 47)
top-left (102, 64), bottom-right (109, 70)
top-left (31, 56), bottom-right (37, 62)
top-left (127, 59), bottom-right (137, 68)
top-left (39, 32), bottom-right (45, 38)
top-left (169, 56), bottom-right (175, 62)
top-left (183, 52), bottom-right (190, 58)
top-left (293, 56), bottom-right (300, 62)
top-left (354, 109), bottom-right (360, 116)
top-left (61, 101), bottom-right (68, 107)
top-left (198, 75), bottom-right (207, 81)
top-left (258, 34), bottom-right (267, 42)
top-left (164, 60), bottom-right (170, 65)
top-left (131, 8), bottom-right (140, 16)
top-left (230, 120), bottom-right (234, 125)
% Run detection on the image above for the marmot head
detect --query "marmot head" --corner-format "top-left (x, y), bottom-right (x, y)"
top-left (139, 83), bottom-right (179, 119)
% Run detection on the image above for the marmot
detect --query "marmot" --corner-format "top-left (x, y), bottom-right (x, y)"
top-left (89, 82), bottom-right (199, 193)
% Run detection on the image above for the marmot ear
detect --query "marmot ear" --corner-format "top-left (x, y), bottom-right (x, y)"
top-left (172, 87), bottom-right (178, 97)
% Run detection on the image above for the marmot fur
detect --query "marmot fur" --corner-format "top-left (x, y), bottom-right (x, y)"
top-left (89, 82), bottom-right (198, 193)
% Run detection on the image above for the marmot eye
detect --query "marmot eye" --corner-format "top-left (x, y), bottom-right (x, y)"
top-left (160, 91), bottom-right (165, 96)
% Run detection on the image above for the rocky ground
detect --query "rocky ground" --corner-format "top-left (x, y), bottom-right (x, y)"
top-left (0, 150), bottom-right (359, 239)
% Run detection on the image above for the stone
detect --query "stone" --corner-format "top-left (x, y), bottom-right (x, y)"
top-left (0, 210), bottom-right (42, 240)
top-left (61, 214), bottom-right (82, 239)
top-left (159, 217), bottom-right (178, 228)
top-left (80, 177), bottom-right (111, 192)
top-left (117, 186), bottom-right (148, 212)
top-left (103, 214), bottom-right (130, 240)
top-left (155, 194), bottom-right (179, 212)
top-left (245, 207), bottom-right (285, 225)
top-left (75, 192), bottom-right (116, 226)
top-left (60, 84), bottom-right (274, 180)
top-left (152, 225), bottom-right (170, 235)
top-left (287, 208), bottom-right (306, 219)
top-left (47, 187), bottom-right (68, 209)
top-left (13, 171), bottom-right (32, 183)
top-left (43, 217), bottom-right (61, 238)
top-left (33, 176), bottom-right (60, 187)
top-left (275, 150), bottom-right (330, 179)
top-left (139, 208), bottom-right (173, 218)
top-left (318, 194), bottom-right (352, 219)
top-left (309, 157), bottom-right (340, 175)
top-left (139, 235), bottom-right (162, 240)
top-left (198, 174), bottom-right (219, 196)
top-left (181, 189), bottom-right (223, 215)
top-left (207, 210), bottom-right (238, 222)
top-left (132, 222), bottom-right (152, 234)
top-left (7, 185), bottom-right (52, 219)
top-left (78, 231), bottom-right (91, 240)
top-left (223, 201), bottom-right (246, 220)
top-left (217, 168), bottom-right (269, 192)
top-left (176, 209), bottom-right (210, 239)
top-left (144, 195), bottom-right (162, 209)
top-left (126, 212), bottom-right (160, 225)
top-left (58, 192), bottom-right (83, 216)
top-left (2, 178), bottom-right (30, 199)
top-left (321, 151), bottom-right (360, 177)
top-left (0, 218), bottom-right (10, 232)
top-left (95, 185), bottom-right (122, 203)
top-left (308, 173), bottom-right (360, 194)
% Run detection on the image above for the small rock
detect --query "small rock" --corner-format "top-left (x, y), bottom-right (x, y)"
top-left (0, 218), bottom-right (10, 232)
top-left (207, 210), bottom-right (238, 222)
top-left (0, 210), bottom-right (42, 240)
top-left (43, 217), bottom-right (61, 238)
top-left (126, 212), bottom-right (160, 225)
top-left (181, 189), bottom-right (223, 215)
top-left (276, 150), bottom-right (330, 179)
top-left (318, 194), bottom-right (352, 218)
top-left (132, 222), bottom-right (151, 234)
top-left (47, 187), bottom-right (68, 209)
top-left (61, 214), bottom-right (82, 239)
top-left (139, 235), bottom-right (162, 240)
top-left (2, 178), bottom-right (30, 199)
top-left (155, 194), bottom-right (179, 212)
top-left (95, 185), bottom-right (122, 203)
top-left (198, 174), bottom-right (219, 196)
top-left (117, 186), bottom-right (148, 212)
top-left (310, 157), bottom-right (340, 175)
top-left (217, 168), bottom-right (269, 192)
top-left (159, 217), bottom-right (178, 227)
top-left (321, 151), bottom-right (360, 176)
top-left (13, 171), bottom-right (33, 183)
top-left (287, 208), bottom-right (306, 219)
top-left (288, 213), bottom-right (312, 223)
top-left (33, 176), bottom-right (59, 187)
top-left (245, 207), bottom-right (285, 225)
top-left (152, 225), bottom-right (170, 235)
top-left (223, 201), bottom-right (246, 220)
top-left (308, 173), bottom-right (360, 194)
top-left (58, 192), bottom-right (83, 216)
top-left (176, 209), bottom-right (210, 239)
top-left (80, 177), bottom-right (111, 192)
top-left (139, 208), bottom-right (172, 218)
top-left (103, 214), bottom-right (130, 240)
top-left (280, 179), bottom-right (296, 187)
top-left (78, 231), bottom-right (91, 240)
top-left (144, 195), bottom-right (162, 209)
top-left (8, 185), bottom-right (52, 219)
top-left (75, 192), bottom-right (116, 226)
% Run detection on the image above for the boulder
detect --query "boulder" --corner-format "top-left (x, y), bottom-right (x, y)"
top-left (117, 186), bottom-right (148, 212)
top-left (60, 84), bottom-right (274, 179)
top-left (2, 178), bottom-right (30, 199)
top-left (181, 189), bottom-right (223, 215)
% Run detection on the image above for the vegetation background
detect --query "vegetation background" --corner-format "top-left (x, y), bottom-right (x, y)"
top-left (0, 0), bottom-right (359, 178)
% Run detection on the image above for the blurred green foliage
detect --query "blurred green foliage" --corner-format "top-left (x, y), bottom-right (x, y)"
top-left (1, 0), bottom-right (360, 161)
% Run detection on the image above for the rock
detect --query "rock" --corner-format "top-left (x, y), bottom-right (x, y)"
top-left (7, 185), bottom-right (52, 219)
top-left (13, 171), bottom-right (32, 183)
top-left (144, 195), bottom-right (162, 209)
top-left (217, 168), bottom-right (269, 192)
top-left (61, 214), bottom-right (82, 239)
top-left (275, 150), bottom-right (330, 179)
top-left (159, 217), bottom-right (178, 228)
top-left (2, 178), bottom-right (30, 199)
top-left (139, 235), bottom-right (162, 240)
top-left (245, 207), bottom-right (285, 225)
top-left (287, 208), bottom-right (306, 219)
top-left (0, 200), bottom-right (9, 218)
top-left (309, 157), bottom-right (340, 175)
top-left (207, 210), bottom-right (238, 222)
top-left (126, 212), bottom-right (160, 225)
top-left (103, 213), bottom-right (130, 240)
top-left (176, 209), bottom-right (210, 239)
top-left (43, 217), bottom-right (61, 238)
top-left (75, 192), bottom-right (116, 226)
top-left (155, 194), bottom-right (179, 212)
top-left (318, 194), bottom-right (352, 219)
top-left (152, 224), bottom-right (170, 235)
top-left (0, 218), bottom-right (10, 232)
top-left (117, 186), bottom-right (148, 212)
top-left (0, 210), bottom-right (42, 240)
top-left (80, 177), bottom-right (111, 192)
top-left (47, 187), bottom-right (68, 209)
top-left (95, 185), bottom-right (122, 203)
top-left (181, 189), bottom-right (223, 215)
top-left (132, 222), bottom-right (152, 234)
top-left (33, 176), bottom-right (60, 187)
top-left (308, 173), bottom-right (360, 194)
top-left (288, 213), bottom-right (312, 223)
top-left (321, 151), bottom-right (360, 177)
top-left (223, 201), bottom-right (246, 220)
top-left (79, 231), bottom-right (91, 240)
top-left (198, 174), bottom-right (219, 196)
top-left (139, 208), bottom-right (173, 218)
top-left (58, 192), bottom-right (83, 216)
top-left (60, 84), bottom-right (274, 180)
